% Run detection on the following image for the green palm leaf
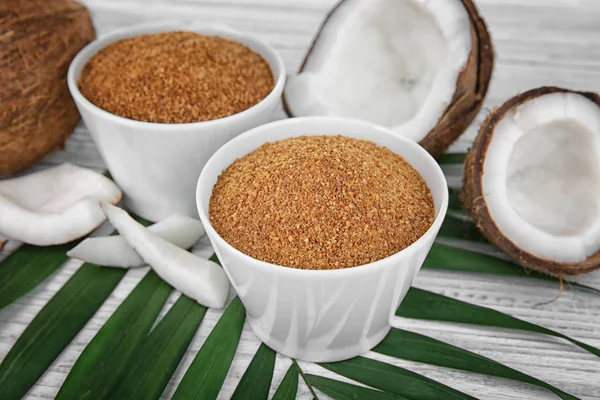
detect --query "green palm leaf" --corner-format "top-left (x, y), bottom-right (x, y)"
top-left (306, 374), bottom-right (408, 400)
top-left (56, 271), bottom-right (172, 399)
top-left (398, 288), bottom-right (600, 359)
top-left (0, 263), bottom-right (125, 400)
top-left (231, 343), bottom-right (276, 400)
top-left (448, 188), bottom-right (463, 212)
top-left (172, 297), bottom-right (245, 400)
top-left (423, 244), bottom-right (599, 292)
top-left (294, 359), bottom-right (320, 399)
top-left (438, 153), bottom-right (467, 165)
top-left (320, 356), bottom-right (477, 400)
top-left (431, 232), bottom-right (600, 295)
top-left (374, 328), bottom-right (578, 400)
top-left (426, 243), bottom-right (515, 274)
top-left (438, 214), bottom-right (487, 243)
top-left (109, 294), bottom-right (207, 400)
top-left (1, 198), bottom-right (596, 400)
top-left (0, 242), bottom-right (74, 310)
top-left (272, 364), bottom-right (299, 400)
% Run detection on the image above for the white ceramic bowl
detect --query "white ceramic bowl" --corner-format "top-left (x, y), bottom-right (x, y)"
top-left (197, 117), bottom-right (448, 362)
top-left (68, 21), bottom-right (285, 222)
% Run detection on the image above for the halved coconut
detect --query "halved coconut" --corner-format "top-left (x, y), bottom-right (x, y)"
top-left (463, 87), bottom-right (600, 276)
top-left (283, 0), bottom-right (493, 157)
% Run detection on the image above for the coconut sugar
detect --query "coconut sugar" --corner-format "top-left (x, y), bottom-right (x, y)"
top-left (78, 31), bottom-right (274, 123)
top-left (209, 136), bottom-right (435, 270)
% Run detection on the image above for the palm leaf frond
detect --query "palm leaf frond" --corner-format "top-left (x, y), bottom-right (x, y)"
top-left (374, 328), bottom-right (578, 400)
top-left (398, 288), bottom-right (600, 359)
top-left (172, 297), bottom-right (245, 400)
top-left (0, 263), bottom-right (125, 400)
top-left (231, 343), bottom-right (276, 400)
top-left (56, 271), bottom-right (171, 399)
top-left (320, 356), bottom-right (477, 400)
top-left (110, 294), bottom-right (207, 399)
top-left (0, 242), bottom-right (74, 310)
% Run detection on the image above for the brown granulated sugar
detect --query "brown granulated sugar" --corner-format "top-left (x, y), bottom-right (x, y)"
top-left (209, 136), bottom-right (435, 270)
top-left (78, 31), bottom-right (274, 123)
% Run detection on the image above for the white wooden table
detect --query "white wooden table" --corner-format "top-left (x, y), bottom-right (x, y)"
top-left (1, 0), bottom-right (600, 398)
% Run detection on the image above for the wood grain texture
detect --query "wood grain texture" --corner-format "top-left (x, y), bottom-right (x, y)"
top-left (1, 0), bottom-right (599, 399)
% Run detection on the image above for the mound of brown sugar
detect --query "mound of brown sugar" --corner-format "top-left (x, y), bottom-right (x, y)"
top-left (209, 136), bottom-right (435, 270)
top-left (78, 31), bottom-right (274, 123)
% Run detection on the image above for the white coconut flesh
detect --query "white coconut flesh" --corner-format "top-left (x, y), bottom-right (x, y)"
top-left (67, 214), bottom-right (205, 268)
top-left (284, 0), bottom-right (472, 141)
top-left (101, 203), bottom-right (229, 309)
top-left (0, 164), bottom-right (122, 246)
top-left (482, 92), bottom-right (600, 263)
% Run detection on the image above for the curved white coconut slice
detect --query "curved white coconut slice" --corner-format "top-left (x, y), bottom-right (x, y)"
top-left (463, 87), bottom-right (600, 275)
top-left (101, 203), bottom-right (229, 309)
top-left (284, 0), bottom-right (473, 143)
top-left (0, 164), bottom-right (122, 246)
top-left (67, 215), bottom-right (205, 268)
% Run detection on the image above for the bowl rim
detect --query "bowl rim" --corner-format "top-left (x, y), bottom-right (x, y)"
top-left (67, 20), bottom-right (286, 131)
top-left (196, 116), bottom-right (449, 277)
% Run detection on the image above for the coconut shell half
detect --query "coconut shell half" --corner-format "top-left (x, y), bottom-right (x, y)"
top-left (283, 0), bottom-right (494, 158)
top-left (463, 87), bottom-right (600, 276)
top-left (0, 0), bottom-right (96, 177)
top-left (420, 0), bottom-right (494, 157)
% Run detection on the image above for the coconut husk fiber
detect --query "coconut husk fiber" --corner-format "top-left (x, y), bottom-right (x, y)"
top-left (419, 0), bottom-right (494, 158)
top-left (0, 0), bottom-right (95, 177)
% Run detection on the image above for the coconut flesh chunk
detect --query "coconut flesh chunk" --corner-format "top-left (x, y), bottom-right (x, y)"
top-left (67, 214), bottom-right (205, 268)
top-left (481, 92), bottom-right (600, 264)
top-left (0, 163), bottom-right (122, 246)
top-left (284, 0), bottom-right (472, 142)
top-left (101, 202), bottom-right (229, 309)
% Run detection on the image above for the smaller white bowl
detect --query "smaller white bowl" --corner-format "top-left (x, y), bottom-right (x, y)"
top-left (197, 117), bottom-right (448, 362)
top-left (68, 21), bottom-right (285, 222)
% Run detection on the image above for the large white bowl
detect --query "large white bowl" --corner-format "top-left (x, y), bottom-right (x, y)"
top-left (68, 21), bottom-right (285, 221)
top-left (197, 117), bottom-right (448, 362)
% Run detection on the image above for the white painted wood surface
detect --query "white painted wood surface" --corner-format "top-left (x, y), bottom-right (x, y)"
top-left (1, 0), bottom-right (600, 399)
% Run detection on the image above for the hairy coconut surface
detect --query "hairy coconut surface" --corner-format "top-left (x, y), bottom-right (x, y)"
top-left (463, 87), bottom-right (600, 276)
top-left (420, 0), bottom-right (493, 157)
top-left (283, 0), bottom-right (493, 158)
top-left (0, 0), bottom-right (95, 177)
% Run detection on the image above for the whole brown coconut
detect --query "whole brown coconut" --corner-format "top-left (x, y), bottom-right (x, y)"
top-left (283, 0), bottom-right (494, 158)
top-left (0, 0), bottom-right (95, 177)
top-left (463, 86), bottom-right (600, 276)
